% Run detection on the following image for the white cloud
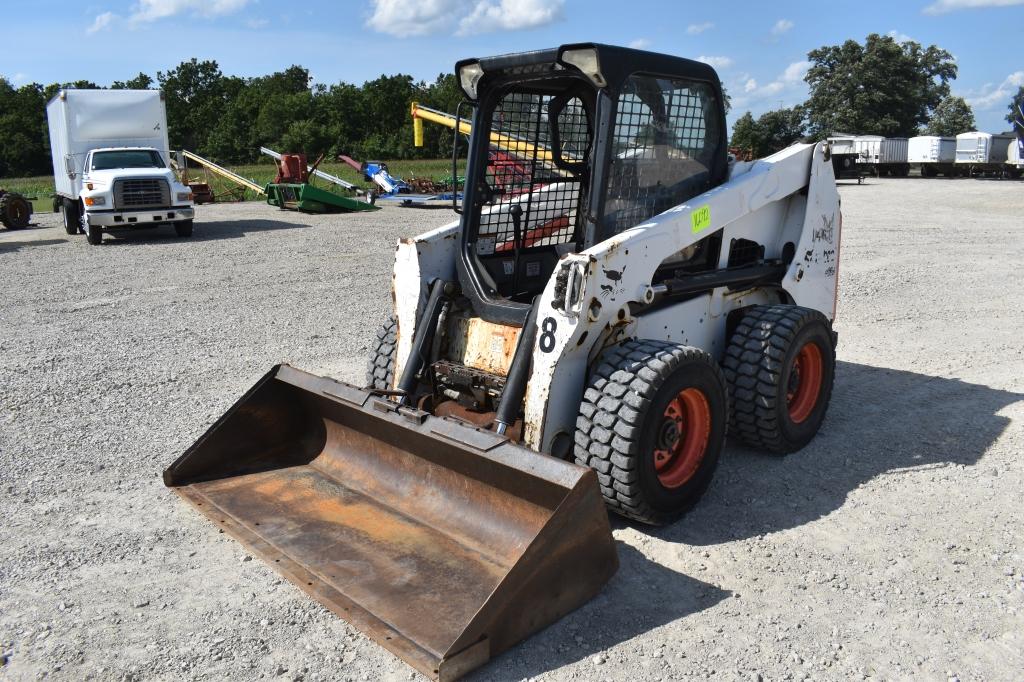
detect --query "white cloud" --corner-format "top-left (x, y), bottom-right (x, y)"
top-left (771, 19), bottom-right (794, 35)
top-left (886, 29), bottom-right (915, 43)
top-left (781, 60), bottom-right (812, 83)
top-left (457, 0), bottom-right (562, 35)
top-left (629, 38), bottom-right (651, 49)
top-left (686, 21), bottom-right (714, 35)
top-left (88, 11), bottom-right (115, 33)
top-left (697, 55), bottom-right (733, 70)
top-left (731, 60), bottom-right (812, 108)
top-left (924, 0), bottom-right (1024, 14)
top-left (245, 17), bottom-right (269, 29)
top-left (366, 0), bottom-right (563, 37)
top-left (963, 71), bottom-right (1024, 110)
top-left (367, 0), bottom-right (457, 37)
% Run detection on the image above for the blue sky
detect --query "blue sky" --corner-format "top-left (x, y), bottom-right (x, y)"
top-left (4, 0), bottom-right (1023, 134)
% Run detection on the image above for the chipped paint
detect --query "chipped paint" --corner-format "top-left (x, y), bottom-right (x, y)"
top-left (447, 317), bottom-right (522, 376)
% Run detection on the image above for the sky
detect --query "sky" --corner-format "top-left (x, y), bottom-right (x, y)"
top-left (4, 0), bottom-right (1023, 134)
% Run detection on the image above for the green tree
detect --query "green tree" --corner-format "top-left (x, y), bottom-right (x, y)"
top-left (804, 33), bottom-right (957, 138)
top-left (158, 59), bottom-right (229, 152)
top-left (112, 73), bottom-right (155, 89)
top-left (730, 111), bottom-right (759, 157)
top-left (1007, 85), bottom-right (1024, 128)
top-left (729, 107), bottom-right (805, 158)
top-left (925, 96), bottom-right (975, 136)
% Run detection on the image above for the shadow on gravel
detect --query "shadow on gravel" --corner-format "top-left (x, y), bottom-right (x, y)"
top-left (101, 218), bottom-right (310, 245)
top-left (656, 360), bottom-right (1023, 546)
top-left (472, 542), bottom-right (729, 681)
top-left (0, 238), bottom-right (67, 252)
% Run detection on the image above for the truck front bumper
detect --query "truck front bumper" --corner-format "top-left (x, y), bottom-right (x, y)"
top-left (86, 207), bottom-right (194, 228)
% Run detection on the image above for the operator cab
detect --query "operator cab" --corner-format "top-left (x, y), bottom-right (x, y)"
top-left (454, 43), bottom-right (729, 324)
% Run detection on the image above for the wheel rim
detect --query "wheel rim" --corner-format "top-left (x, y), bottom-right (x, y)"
top-left (653, 387), bottom-right (711, 489)
top-left (787, 341), bottom-right (824, 424)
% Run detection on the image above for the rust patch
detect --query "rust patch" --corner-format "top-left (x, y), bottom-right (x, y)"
top-left (447, 317), bottom-right (521, 376)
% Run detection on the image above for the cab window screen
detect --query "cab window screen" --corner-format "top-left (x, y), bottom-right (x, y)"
top-left (604, 75), bottom-right (719, 236)
top-left (477, 90), bottom-right (589, 255)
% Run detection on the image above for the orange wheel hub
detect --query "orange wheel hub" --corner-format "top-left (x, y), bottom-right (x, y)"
top-left (787, 341), bottom-right (823, 424)
top-left (653, 388), bottom-right (711, 489)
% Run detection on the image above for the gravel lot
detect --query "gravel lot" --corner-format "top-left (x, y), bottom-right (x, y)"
top-left (2, 178), bottom-right (1023, 682)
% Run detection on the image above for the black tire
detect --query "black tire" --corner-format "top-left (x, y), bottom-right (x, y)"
top-left (365, 316), bottom-right (398, 390)
top-left (85, 219), bottom-right (102, 245)
top-left (175, 219), bottom-right (194, 238)
top-left (723, 305), bottom-right (836, 454)
top-left (61, 200), bottom-right (81, 235)
top-left (0, 192), bottom-right (31, 229)
top-left (574, 340), bottom-right (728, 525)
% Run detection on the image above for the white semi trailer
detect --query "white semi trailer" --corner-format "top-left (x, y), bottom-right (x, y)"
top-left (908, 135), bottom-right (956, 177)
top-left (854, 136), bottom-right (910, 177)
top-left (47, 89), bottom-right (195, 245)
top-left (954, 131), bottom-right (1015, 177)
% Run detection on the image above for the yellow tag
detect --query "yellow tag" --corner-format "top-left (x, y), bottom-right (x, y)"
top-left (690, 205), bottom-right (711, 234)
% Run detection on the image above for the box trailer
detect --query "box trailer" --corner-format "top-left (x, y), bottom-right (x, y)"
top-left (46, 89), bottom-right (195, 244)
top-left (826, 134), bottom-right (863, 183)
top-left (1008, 136), bottom-right (1023, 178)
top-left (908, 136), bottom-right (956, 177)
top-left (954, 132), bottom-right (1015, 177)
top-left (854, 136), bottom-right (910, 176)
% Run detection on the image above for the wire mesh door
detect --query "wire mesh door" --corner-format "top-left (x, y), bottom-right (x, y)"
top-left (475, 91), bottom-right (591, 257)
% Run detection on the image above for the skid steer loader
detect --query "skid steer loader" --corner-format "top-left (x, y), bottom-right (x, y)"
top-left (165, 44), bottom-right (841, 681)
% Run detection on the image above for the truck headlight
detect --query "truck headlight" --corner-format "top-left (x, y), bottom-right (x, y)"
top-left (176, 192), bottom-right (193, 202)
top-left (84, 196), bottom-right (106, 207)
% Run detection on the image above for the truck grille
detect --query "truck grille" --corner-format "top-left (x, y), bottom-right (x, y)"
top-left (114, 179), bottom-right (169, 209)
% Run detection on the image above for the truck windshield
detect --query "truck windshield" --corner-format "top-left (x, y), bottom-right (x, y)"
top-left (91, 150), bottom-right (165, 170)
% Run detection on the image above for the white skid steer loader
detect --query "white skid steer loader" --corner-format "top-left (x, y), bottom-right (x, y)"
top-left (166, 44), bottom-right (841, 681)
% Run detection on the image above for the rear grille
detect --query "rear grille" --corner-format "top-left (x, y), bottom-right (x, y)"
top-left (114, 179), bottom-right (169, 210)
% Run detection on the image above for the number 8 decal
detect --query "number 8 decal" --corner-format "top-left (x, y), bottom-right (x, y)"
top-left (539, 317), bottom-right (557, 352)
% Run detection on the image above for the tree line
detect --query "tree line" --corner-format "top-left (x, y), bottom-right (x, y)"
top-left (2, 34), bottom-right (1023, 178)
top-left (731, 33), bottom-right (1024, 158)
top-left (0, 60), bottom-right (463, 178)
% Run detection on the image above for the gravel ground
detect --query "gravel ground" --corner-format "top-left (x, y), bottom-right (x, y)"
top-left (2, 178), bottom-right (1023, 682)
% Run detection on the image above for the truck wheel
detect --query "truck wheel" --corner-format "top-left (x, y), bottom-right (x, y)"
top-left (85, 220), bottom-right (103, 245)
top-left (723, 305), bottom-right (836, 454)
top-left (61, 200), bottom-right (81, 235)
top-left (574, 340), bottom-right (728, 525)
top-left (0, 192), bottom-right (31, 229)
top-left (175, 219), bottom-right (194, 238)
top-left (365, 316), bottom-right (397, 390)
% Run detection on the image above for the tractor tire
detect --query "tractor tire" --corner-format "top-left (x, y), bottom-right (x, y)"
top-left (61, 200), bottom-right (81, 235)
top-left (574, 340), bottom-right (728, 525)
top-left (0, 192), bottom-right (31, 229)
top-left (365, 315), bottom-right (398, 391)
top-left (723, 305), bottom-right (836, 454)
top-left (175, 219), bottom-right (194, 238)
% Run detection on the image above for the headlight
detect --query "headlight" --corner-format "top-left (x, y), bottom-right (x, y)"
top-left (457, 61), bottom-right (484, 100)
top-left (84, 196), bottom-right (106, 207)
top-left (176, 192), bottom-right (193, 202)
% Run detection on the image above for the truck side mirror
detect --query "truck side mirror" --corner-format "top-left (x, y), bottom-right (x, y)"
top-left (64, 154), bottom-right (76, 179)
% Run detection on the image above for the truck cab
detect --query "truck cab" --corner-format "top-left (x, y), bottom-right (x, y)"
top-left (71, 147), bottom-right (194, 244)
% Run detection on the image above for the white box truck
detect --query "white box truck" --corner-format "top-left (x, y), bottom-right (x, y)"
top-left (47, 89), bottom-right (195, 245)
top-left (908, 135), bottom-right (956, 177)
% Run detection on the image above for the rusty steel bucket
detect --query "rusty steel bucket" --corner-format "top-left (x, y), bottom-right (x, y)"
top-left (163, 365), bottom-right (618, 681)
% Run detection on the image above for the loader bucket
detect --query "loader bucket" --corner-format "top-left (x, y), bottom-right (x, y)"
top-left (164, 365), bottom-right (618, 681)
